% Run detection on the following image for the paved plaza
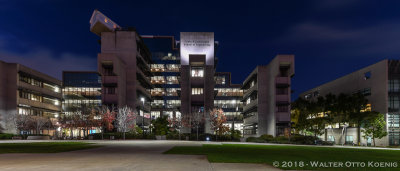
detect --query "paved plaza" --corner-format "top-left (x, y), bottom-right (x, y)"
top-left (0, 140), bottom-right (279, 171)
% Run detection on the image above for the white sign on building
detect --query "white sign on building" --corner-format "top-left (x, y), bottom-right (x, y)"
top-left (180, 32), bottom-right (214, 66)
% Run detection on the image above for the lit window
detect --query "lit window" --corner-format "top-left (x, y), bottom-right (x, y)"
top-left (250, 81), bottom-right (255, 87)
top-left (191, 67), bottom-right (204, 77)
top-left (215, 76), bottom-right (225, 84)
top-left (166, 76), bottom-right (179, 84)
top-left (246, 98), bottom-right (251, 105)
top-left (192, 88), bottom-right (203, 95)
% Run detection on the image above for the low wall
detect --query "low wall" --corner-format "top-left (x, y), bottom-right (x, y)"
top-left (27, 136), bottom-right (50, 140)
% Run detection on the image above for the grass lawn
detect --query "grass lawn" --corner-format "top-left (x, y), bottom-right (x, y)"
top-left (0, 142), bottom-right (100, 153)
top-left (165, 144), bottom-right (400, 170)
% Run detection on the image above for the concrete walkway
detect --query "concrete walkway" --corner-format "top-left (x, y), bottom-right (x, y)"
top-left (0, 140), bottom-right (280, 171)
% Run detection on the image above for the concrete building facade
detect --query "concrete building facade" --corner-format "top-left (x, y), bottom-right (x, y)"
top-left (300, 59), bottom-right (400, 146)
top-left (241, 55), bottom-right (295, 137)
top-left (88, 10), bottom-right (294, 136)
top-left (90, 10), bottom-right (153, 130)
top-left (0, 60), bottom-right (62, 134)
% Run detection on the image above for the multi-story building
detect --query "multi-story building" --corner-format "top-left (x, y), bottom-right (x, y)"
top-left (300, 59), bottom-right (400, 146)
top-left (90, 10), bottom-right (153, 130)
top-left (142, 35), bottom-right (181, 120)
top-left (62, 71), bottom-right (102, 114)
top-left (0, 60), bottom-right (62, 135)
top-left (241, 55), bottom-right (295, 137)
top-left (178, 32), bottom-right (218, 133)
top-left (88, 10), bottom-right (294, 136)
top-left (214, 72), bottom-right (243, 132)
top-left (62, 71), bottom-right (102, 136)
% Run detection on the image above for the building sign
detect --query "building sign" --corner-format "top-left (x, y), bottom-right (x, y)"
top-left (180, 32), bottom-right (214, 66)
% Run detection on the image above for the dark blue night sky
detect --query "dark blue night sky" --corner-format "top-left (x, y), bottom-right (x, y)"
top-left (1, 1), bottom-right (399, 99)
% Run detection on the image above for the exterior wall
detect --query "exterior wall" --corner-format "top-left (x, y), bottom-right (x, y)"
top-left (242, 55), bottom-right (294, 137)
top-left (300, 59), bottom-right (390, 146)
top-left (0, 61), bottom-right (17, 133)
top-left (301, 60), bottom-right (388, 114)
top-left (98, 31), bottom-right (138, 108)
top-left (257, 66), bottom-right (274, 136)
top-left (179, 32), bottom-right (216, 134)
top-left (321, 128), bottom-right (386, 146)
top-left (95, 28), bottom-right (153, 132)
top-left (0, 60), bottom-right (62, 134)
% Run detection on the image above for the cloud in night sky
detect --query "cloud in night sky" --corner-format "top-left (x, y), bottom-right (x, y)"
top-left (0, 49), bottom-right (97, 80)
top-left (279, 22), bottom-right (400, 58)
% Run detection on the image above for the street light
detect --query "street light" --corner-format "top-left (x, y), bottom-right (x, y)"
top-left (141, 97), bottom-right (145, 137)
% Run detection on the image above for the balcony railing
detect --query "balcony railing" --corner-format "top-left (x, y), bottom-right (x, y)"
top-left (18, 82), bottom-right (62, 99)
top-left (243, 84), bottom-right (258, 99)
top-left (136, 82), bottom-right (151, 99)
top-left (243, 99), bottom-right (258, 112)
top-left (18, 98), bottom-right (60, 111)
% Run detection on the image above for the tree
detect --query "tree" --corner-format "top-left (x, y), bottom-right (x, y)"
top-left (348, 93), bottom-right (370, 145)
top-left (168, 116), bottom-right (183, 140)
top-left (81, 108), bottom-right (99, 138)
top-left (152, 116), bottom-right (169, 136)
top-left (100, 107), bottom-right (116, 133)
top-left (31, 116), bottom-right (48, 134)
top-left (116, 106), bottom-right (137, 140)
top-left (291, 98), bottom-right (310, 135)
top-left (182, 111), bottom-right (205, 141)
top-left (362, 113), bottom-right (388, 147)
top-left (0, 115), bottom-right (4, 133)
top-left (291, 98), bottom-right (326, 138)
top-left (209, 108), bottom-right (229, 140)
top-left (11, 114), bottom-right (31, 134)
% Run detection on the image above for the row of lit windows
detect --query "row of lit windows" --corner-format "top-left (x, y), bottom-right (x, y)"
top-left (63, 99), bottom-right (102, 111)
top-left (151, 100), bottom-right (182, 108)
top-left (151, 88), bottom-right (180, 96)
top-left (63, 99), bottom-right (102, 104)
top-left (150, 64), bottom-right (180, 72)
top-left (192, 88), bottom-right (203, 95)
top-left (18, 107), bottom-right (58, 117)
top-left (19, 91), bottom-right (60, 105)
top-left (214, 100), bottom-right (242, 108)
top-left (191, 67), bottom-right (204, 77)
top-left (20, 75), bottom-right (60, 93)
top-left (151, 76), bottom-right (179, 85)
top-left (215, 88), bottom-right (243, 96)
top-left (63, 87), bottom-right (101, 97)
top-left (388, 114), bottom-right (400, 128)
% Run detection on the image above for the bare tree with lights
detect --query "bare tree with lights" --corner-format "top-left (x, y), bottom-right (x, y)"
top-left (116, 106), bottom-right (137, 140)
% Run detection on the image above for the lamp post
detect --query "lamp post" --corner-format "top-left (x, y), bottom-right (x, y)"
top-left (141, 97), bottom-right (145, 137)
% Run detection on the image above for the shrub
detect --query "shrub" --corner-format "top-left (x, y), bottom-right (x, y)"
top-left (246, 137), bottom-right (265, 143)
top-left (152, 116), bottom-right (169, 136)
top-left (260, 134), bottom-right (274, 141)
top-left (0, 133), bottom-right (14, 139)
top-left (274, 136), bottom-right (289, 143)
top-left (20, 134), bottom-right (49, 140)
top-left (290, 134), bottom-right (319, 145)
